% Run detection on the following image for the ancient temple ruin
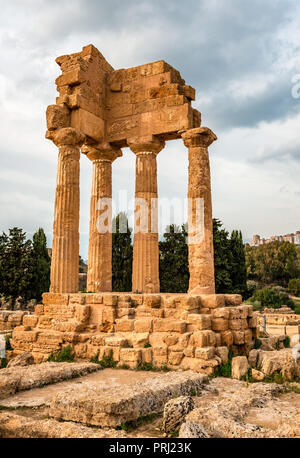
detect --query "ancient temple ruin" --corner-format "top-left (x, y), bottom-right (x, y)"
top-left (10, 45), bottom-right (258, 370)
top-left (46, 44), bottom-right (215, 296)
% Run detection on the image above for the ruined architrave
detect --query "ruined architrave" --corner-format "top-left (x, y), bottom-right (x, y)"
top-left (46, 44), bottom-right (215, 295)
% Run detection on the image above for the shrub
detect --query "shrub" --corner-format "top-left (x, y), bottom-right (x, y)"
top-left (90, 350), bottom-right (117, 368)
top-left (5, 334), bottom-right (12, 351)
top-left (288, 278), bottom-right (300, 297)
top-left (47, 345), bottom-right (75, 363)
top-left (249, 288), bottom-right (295, 310)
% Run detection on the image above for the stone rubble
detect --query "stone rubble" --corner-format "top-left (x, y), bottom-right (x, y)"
top-left (162, 396), bottom-right (195, 434)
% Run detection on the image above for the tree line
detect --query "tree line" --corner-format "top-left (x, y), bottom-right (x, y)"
top-left (1, 216), bottom-right (299, 309)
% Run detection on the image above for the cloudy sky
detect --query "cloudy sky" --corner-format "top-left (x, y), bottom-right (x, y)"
top-left (0, 0), bottom-right (299, 259)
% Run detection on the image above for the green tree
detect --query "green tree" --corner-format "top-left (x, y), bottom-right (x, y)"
top-left (213, 219), bottom-right (233, 294)
top-left (112, 213), bottom-right (133, 292)
top-left (31, 228), bottom-right (51, 302)
top-left (230, 230), bottom-right (248, 296)
top-left (0, 227), bottom-right (33, 308)
top-left (159, 224), bottom-right (189, 293)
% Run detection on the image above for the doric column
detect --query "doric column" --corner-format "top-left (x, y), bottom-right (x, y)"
top-left (82, 143), bottom-right (122, 292)
top-left (181, 127), bottom-right (217, 295)
top-left (128, 136), bottom-right (165, 293)
top-left (46, 127), bottom-right (85, 293)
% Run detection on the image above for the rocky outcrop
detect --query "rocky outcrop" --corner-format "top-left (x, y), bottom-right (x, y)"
top-left (7, 352), bottom-right (34, 368)
top-left (163, 396), bottom-right (195, 434)
top-left (0, 362), bottom-right (100, 400)
top-left (50, 371), bottom-right (208, 428)
top-left (0, 412), bottom-right (126, 438)
top-left (179, 421), bottom-right (209, 438)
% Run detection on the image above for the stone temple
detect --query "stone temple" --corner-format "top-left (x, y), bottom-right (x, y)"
top-left (11, 45), bottom-right (258, 371)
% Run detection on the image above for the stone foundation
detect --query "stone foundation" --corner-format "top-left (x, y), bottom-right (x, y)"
top-left (11, 292), bottom-right (258, 374)
top-left (0, 310), bottom-right (30, 332)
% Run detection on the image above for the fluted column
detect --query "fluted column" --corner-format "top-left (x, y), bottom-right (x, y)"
top-left (82, 143), bottom-right (122, 292)
top-left (128, 136), bottom-right (165, 293)
top-left (181, 127), bottom-right (217, 295)
top-left (47, 127), bottom-right (85, 293)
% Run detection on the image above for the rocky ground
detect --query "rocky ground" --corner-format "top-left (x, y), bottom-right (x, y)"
top-left (0, 361), bottom-right (299, 438)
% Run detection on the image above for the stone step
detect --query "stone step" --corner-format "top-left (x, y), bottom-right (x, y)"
top-left (49, 370), bottom-right (208, 428)
top-left (0, 362), bottom-right (100, 400)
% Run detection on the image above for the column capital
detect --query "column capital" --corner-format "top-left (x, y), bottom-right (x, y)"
top-left (181, 127), bottom-right (217, 148)
top-left (46, 127), bottom-right (85, 147)
top-left (82, 142), bottom-right (122, 162)
top-left (127, 135), bottom-right (165, 156)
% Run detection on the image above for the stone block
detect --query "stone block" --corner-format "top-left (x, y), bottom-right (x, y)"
top-left (189, 330), bottom-right (216, 348)
top-left (168, 351), bottom-right (183, 365)
top-left (231, 356), bottom-right (249, 380)
top-left (103, 295), bottom-right (118, 306)
top-left (216, 346), bottom-right (229, 363)
top-left (75, 305), bottom-right (90, 322)
top-left (211, 318), bottom-right (229, 332)
top-left (69, 294), bottom-right (86, 305)
top-left (85, 294), bottom-right (103, 304)
top-left (187, 314), bottom-right (211, 330)
top-left (212, 307), bottom-right (230, 319)
top-left (42, 293), bottom-right (69, 306)
top-left (116, 319), bottom-right (134, 332)
top-left (134, 318), bottom-right (153, 333)
top-left (22, 315), bottom-right (38, 328)
top-left (195, 346), bottom-right (215, 360)
top-left (105, 336), bottom-right (128, 347)
top-left (144, 295), bottom-right (161, 308)
top-left (224, 294), bottom-right (242, 306)
top-left (200, 294), bottom-right (225, 309)
top-left (220, 330), bottom-right (233, 347)
top-left (233, 331), bottom-right (245, 345)
top-left (119, 348), bottom-right (141, 363)
top-left (153, 319), bottom-right (186, 333)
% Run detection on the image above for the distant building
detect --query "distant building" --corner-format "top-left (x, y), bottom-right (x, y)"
top-left (250, 232), bottom-right (300, 247)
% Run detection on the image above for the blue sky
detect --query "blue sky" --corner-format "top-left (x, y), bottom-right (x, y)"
top-left (0, 0), bottom-right (299, 259)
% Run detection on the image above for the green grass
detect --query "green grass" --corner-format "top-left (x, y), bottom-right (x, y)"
top-left (0, 358), bottom-right (8, 369)
top-left (169, 430), bottom-right (179, 438)
top-left (144, 342), bottom-right (151, 348)
top-left (47, 345), bottom-right (75, 363)
top-left (214, 347), bottom-right (234, 378)
top-left (283, 336), bottom-right (290, 348)
top-left (116, 413), bottom-right (160, 431)
top-left (90, 350), bottom-right (117, 368)
top-left (5, 334), bottom-right (12, 351)
top-left (137, 361), bottom-right (171, 372)
top-left (254, 338), bottom-right (262, 349)
top-left (263, 371), bottom-right (284, 384)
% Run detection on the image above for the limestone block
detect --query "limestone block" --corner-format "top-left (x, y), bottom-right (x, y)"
top-left (85, 294), bottom-right (103, 304)
top-left (153, 319), bottom-right (187, 333)
top-left (163, 396), bottom-right (195, 434)
top-left (169, 333), bottom-right (192, 352)
top-left (102, 308), bottom-right (116, 324)
top-left (233, 331), bottom-right (245, 345)
top-left (178, 296), bottom-right (199, 311)
top-left (215, 333), bottom-right (222, 347)
top-left (105, 336), bottom-right (128, 347)
top-left (211, 318), bottom-right (229, 332)
top-left (189, 330), bottom-right (216, 348)
top-left (248, 349), bottom-right (259, 368)
top-left (46, 104), bottom-right (70, 131)
top-left (224, 294), bottom-right (242, 306)
top-left (244, 329), bottom-right (253, 345)
top-left (22, 315), bottom-right (38, 328)
top-left (212, 308), bottom-right (230, 319)
top-left (63, 332), bottom-right (79, 343)
top-left (187, 314), bottom-right (211, 330)
top-left (51, 321), bottom-right (84, 333)
top-left (195, 347), bottom-right (215, 360)
top-left (144, 295), bottom-right (161, 308)
top-left (119, 348), bottom-right (141, 363)
top-left (56, 68), bottom-right (86, 87)
top-left (134, 318), bottom-right (153, 333)
top-left (130, 295), bottom-right (144, 306)
top-left (216, 346), bottom-right (229, 363)
top-left (168, 351), bottom-right (184, 365)
top-left (150, 309), bottom-right (164, 318)
top-left (161, 297), bottom-right (176, 308)
top-left (42, 293), bottom-right (69, 306)
top-left (116, 319), bottom-right (134, 332)
top-left (117, 308), bottom-right (135, 318)
top-left (251, 369), bottom-right (265, 381)
top-left (141, 347), bottom-right (152, 363)
top-left (69, 294), bottom-right (86, 305)
top-left (131, 333), bottom-right (149, 348)
top-left (183, 347), bottom-right (195, 357)
top-left (36, 331), bottom-right (63, 346)
top-left (152, 345), bottom-right (168, 357)
top-left (75, 305), bottom-right (90, 322)
top-left (231, 356), bottom-right (249, 380)
top-left (248, 316), bottom-right (257, 328)
top-left (220, 330), bottom-right (233, 347)
top-left (37, 315), bottom-right (53, 329)
top-left (13, 330), bottom-right (39, 343)
top-left (103, 295), bottom-right (118, 306)
top-left (74, 343), bottom-right (88, 358)
top-left (229, 319), bottom-right (242, 331)
top-left (164, 335), bottom-right (179, 347)
top-left (200, 294), bottom-right (225, 309)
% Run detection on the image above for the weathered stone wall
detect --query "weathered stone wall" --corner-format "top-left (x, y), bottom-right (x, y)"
top-left (0, 311), bottom-right (30, 332)
top-left (11, 293), bottom-right (257, 374)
